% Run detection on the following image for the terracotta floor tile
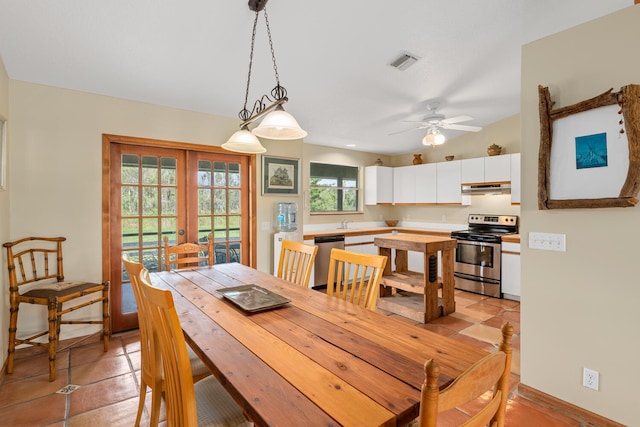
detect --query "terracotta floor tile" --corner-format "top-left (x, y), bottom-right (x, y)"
top-left (69, 373), bottom-right (139, 416)
top-left (465, 301), bottom-right (504, 316)
top-left (450, 305), bottom-right (495, 323)
top-left (481, 315), bottom-right (520, 335)
top-left (482, 297), bottom-right (520, 310)
top-left (459, 323), bottom-right (504, 346)
top-left (505, 395), bottom-right (581, 426)
top-left (69, 396), bottom-right (148, 427)
top-left (429, 315), bottom-right (474, 332)
top-left (0, 393), bottom-right (67, 426)
top-left (499, 309), bottom-right (521, 324)
top-left (0, 371), bottom-right (69, 408)
top-left (4, 349), bottom-right (70, 383)
top-left (70, 337), bottom-right (124, 367)
top-left (71, 354), bottom-right (132, 385)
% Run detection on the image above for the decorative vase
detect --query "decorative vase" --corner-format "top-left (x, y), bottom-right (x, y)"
top-left (412, 154), bottom-right (423, 165)
top-left (374, 158), bottom-right (383, 166)
top-left (487, 144), bottom-right (502, 156)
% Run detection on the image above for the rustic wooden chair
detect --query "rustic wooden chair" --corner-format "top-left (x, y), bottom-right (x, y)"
top-left (418, 322), bottom-right (514, 427)
top-left (326, 248), bottom-right (387, 311)
top-left (138, 268), bottom-right (253, 426)
top-left (122, 255), bottom-right (212, 426)
top-left (276, 240), bottom-right (318, 287)
top-left (3, 236), bottom-right (110, 381)
top-left (163, 234), bottom-right (213, 271)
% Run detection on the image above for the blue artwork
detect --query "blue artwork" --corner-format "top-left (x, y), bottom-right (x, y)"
top-left (575, 132), bottom-right (608, 170)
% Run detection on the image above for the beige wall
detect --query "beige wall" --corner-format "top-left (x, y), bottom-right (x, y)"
top-left (7, 80), bottom-right (290, 344)
top-left (0, 56), bottom-right (10, 371)
top-left (521, 6), bottom-right (639, 425)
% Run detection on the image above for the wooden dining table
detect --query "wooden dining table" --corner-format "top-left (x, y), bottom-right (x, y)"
top-left (150, 263), bottom-right (489, 427)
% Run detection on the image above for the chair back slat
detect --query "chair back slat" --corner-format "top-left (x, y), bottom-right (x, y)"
top-left (138, 269), bottom-right (199, 426)
top-left (163, 234), bottom-right (213, 271)
top-left (4, 238), bottom-right (66, 287)
top-left (277, 240), bottom-right (318, 287)
top-left (418, 322), bottom-right (514, 427)
top-left (326, 248), bottom-right (387, 311)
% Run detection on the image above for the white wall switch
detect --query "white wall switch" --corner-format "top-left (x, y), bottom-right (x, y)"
top-left (261, 221), bottom-right (271, 231)
top-left (528, 232), bottom-right (566, 252)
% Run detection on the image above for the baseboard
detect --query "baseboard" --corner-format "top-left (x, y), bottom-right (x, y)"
top-left (517, 384), bottom-right (626, 427)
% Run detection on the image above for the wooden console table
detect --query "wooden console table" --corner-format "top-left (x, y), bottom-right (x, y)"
top-left (374, 234), bottom-right (457, 323)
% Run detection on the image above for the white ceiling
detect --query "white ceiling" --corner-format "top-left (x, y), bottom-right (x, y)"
top-left (0, 0), bottom-right (632, 155)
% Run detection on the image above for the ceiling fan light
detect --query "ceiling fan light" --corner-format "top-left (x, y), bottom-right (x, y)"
top-left (252, 106), bottom-right (308, 140)
top-left (422, 131), bottom-right (446, 146)
top-left (222, 128), bottom-right (266, 153)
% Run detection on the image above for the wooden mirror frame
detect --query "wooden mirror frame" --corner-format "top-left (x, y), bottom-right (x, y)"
top-left (538, 84), bottom-right (640, 209)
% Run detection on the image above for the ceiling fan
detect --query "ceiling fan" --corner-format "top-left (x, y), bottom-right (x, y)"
top-left (390, 102), bottom-right (482, 145)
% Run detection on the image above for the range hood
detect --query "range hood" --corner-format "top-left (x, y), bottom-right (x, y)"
top-left (461, 183), bottom-right (511, 195)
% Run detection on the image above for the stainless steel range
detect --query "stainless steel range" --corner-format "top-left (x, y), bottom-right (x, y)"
top-left (450, 214), bottom-right (519, 298)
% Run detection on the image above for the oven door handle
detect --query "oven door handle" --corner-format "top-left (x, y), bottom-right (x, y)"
top-left (454, 272), bottom-right (500, 285)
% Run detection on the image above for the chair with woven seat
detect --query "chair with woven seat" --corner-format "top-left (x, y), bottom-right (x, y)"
top-left (326, 248), bottom-right (387, 311)
top-left (276, 240), bottom-right (318, 287)
top-left (163, 234), bottom-right (214, 271)
top-left (138, 268), bottom-right (253, 426)
top-left (3, 236), bottom-right (110, 381)
top-left (122, 255), bottom-right (212, 427)
top-left (418, 322), bottom-right (514, 427)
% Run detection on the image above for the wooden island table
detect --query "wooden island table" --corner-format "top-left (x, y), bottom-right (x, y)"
top-left (150, 263), bottom-right (487, 427)
top-left (374, 234), bottom-right (458, 323)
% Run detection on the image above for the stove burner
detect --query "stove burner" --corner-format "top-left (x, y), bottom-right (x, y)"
top-left (451, 214), bottom-right (519, 243)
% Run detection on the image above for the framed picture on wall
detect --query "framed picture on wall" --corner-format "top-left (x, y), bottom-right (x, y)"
top-left (262, 155), bottom-right (299, 195)
top-left (0, 119), bottom-right (6, 190)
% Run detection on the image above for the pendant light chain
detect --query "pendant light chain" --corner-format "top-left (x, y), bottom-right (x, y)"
top-left (239, 11), bottom-right (260, 121)
top-left (264, 9), bottom-right (287, 101)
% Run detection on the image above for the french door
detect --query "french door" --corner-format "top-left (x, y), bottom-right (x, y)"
top-left (102, 135), bottom-right (257, 332)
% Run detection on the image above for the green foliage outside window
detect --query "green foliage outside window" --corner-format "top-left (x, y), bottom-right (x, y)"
top-left (310, 163), bottom-right (360, 213)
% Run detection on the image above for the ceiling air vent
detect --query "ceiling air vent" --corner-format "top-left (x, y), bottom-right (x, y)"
top-left (389, 52), bottom-right (419, 70)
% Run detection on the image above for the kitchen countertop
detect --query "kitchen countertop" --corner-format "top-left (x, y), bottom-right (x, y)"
top-left (302, 227), bottom-right (453, 240)
top-left (303, 227), bottom-right (521, 244)
top-left (501, 234), bottom-right (521, 244)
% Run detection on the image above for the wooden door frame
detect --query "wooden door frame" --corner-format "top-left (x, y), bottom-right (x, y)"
top-left (101, 134), bottom-right (258, 330)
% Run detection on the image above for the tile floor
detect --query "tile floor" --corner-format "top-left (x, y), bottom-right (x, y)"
top-left (0, 290), bottom-right (582, 426)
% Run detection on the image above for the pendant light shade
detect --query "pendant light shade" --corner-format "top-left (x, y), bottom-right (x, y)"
top-left (222, 127), bottom-right (266, 153)
top-left (252, 105), bottom-right (307, 140)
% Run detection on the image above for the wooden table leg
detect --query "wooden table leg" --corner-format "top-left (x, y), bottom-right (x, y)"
top-left (423, 252), bottom-right (439, 322)
top-left (441, 248), bottom-right (455, 315)
top-left (378, 247), bottom-right (393, 297)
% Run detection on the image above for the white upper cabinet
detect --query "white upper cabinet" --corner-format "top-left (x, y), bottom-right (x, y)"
top-left (414, 163), bottom-right (437, 204)
top-left (364, 166), bottom-right (393, 205)
top-left (436, 160), bottom-right (462, 204)
top-left (460, 158), bottom-right (485, 184)
top-left (393, 166), bottom-right (415, 204)
top-left (484, 154), bottom-right (511, 183)
top-left (510, 153), bottom-right (521, 204)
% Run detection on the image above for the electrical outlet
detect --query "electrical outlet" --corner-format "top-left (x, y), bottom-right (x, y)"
top-left (583, 368), bottom-right (599, 391)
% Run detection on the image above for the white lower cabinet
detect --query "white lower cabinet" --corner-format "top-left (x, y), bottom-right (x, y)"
top-left (501, 242), bottom-right (520, 300)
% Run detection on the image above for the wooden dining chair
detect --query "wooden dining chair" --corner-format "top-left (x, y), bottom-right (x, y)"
top-left (326, 248), bottom-right (387, 311)
top-left (122, 255), bottom-right (212, 427)
top-left (137, 268), bottom-right (253, 426)
top-left (276, 240), bottom-right (318, 287)
top-left (418, 322), bottom-right (514, 427)
top-left (163, 234), bottom-right (214, 271)
top-left (3, 236), bottom-right (110, 381)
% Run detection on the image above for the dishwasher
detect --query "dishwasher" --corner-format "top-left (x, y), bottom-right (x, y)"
top-left (313, 235), bottom-right (345, 288)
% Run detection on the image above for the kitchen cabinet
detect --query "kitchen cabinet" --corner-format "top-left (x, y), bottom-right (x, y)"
top-left (484, 154), bottom-right (511, 183)
top-left (364, 166), bottom-right (393, 205)
top-left (460, 158), bottom-right (485, 184)
top-left (436, 160), bottom-right (463, 204)
top-left (393, 165), bottom-right (415, 204)
top-left (501, 241), bottom-right (520, 300)
top-left (414, 163), bottom-right (437, 204)
top-left (510, 153), bottom-right (521, 204)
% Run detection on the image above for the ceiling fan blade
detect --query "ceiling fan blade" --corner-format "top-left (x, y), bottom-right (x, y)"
top-left (389, 125), bottom-right (427, 135)
top-left (441, 115), bottom-right (473, 124)
top-left (442, 123), bottom-right (483, 132)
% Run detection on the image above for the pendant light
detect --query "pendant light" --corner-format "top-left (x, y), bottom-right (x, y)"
top-left (222, 0), bottom-right (306, 154)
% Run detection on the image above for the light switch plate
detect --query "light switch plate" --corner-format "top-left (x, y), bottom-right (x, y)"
top-left (529, 232), bottom-right (566, 252)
